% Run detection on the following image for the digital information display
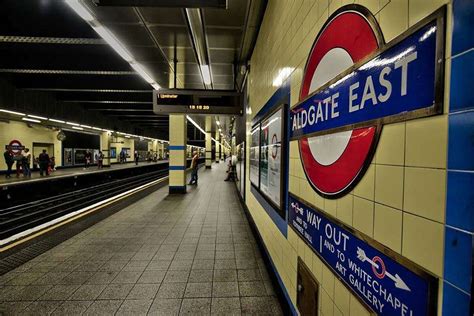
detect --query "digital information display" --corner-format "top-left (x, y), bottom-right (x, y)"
top-left (153, 91), bottom-right (243, 115)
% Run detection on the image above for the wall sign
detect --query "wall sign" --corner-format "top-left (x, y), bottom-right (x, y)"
top-left (292, 5), bottom-right (445, 198)
top-left (5, 140), bottom-right (25, 155)
top-left (289, 194), bottom-right (437, 316)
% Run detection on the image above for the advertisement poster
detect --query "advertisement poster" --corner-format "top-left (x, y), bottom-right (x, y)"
top-left (63, 148), bottom-right (73, 166)
top-left (260, 109), bottom-right (282, 207)
top-left (250, 125), bottom-right (260, 186)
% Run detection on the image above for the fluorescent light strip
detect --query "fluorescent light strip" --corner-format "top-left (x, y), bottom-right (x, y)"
top-left (66, 122), bottom-right (80, 126)
top-left (49, 118), bottom-right (65, 123)
top-left (65, 1), bottom-right (161, 91)
top-left (22, 117), bottom-right (41, 123)
top-left (200, 65), bottom-right (211, 85)
top-left (186, 115), bottom-right (206, 134)
top-left (72, 126), bottom-right (84, 130)
top-left (65, 0), bottom-right (94, 22)
top-left (28, 114), bottom-right (48, 120)
top-left (0, 109), bottom-right (25, 116)
top-left (80, 125), bottom-right (92, 129)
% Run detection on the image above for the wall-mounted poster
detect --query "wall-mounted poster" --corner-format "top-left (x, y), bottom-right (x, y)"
top-left (260, 109), bottom-right (282, 207)
top-left (249, 125), bottom-right (260, 186)
top-left (63, 148), bottom-right (73, 166)
top-left (110, 147), bottom-right (117, 159)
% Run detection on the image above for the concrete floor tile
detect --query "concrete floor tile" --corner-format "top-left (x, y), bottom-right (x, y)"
top-left (51, 300), bottom-right (92, 315)
top-left (179, 298), bottom-right (211, 315)
top-left (127, 283), bottom-right (160, 300)
top-left (69, 284), bottom-right (107, 300)
top-left (184, 282), bottom-right (212, 298)
top-left (237, 269), bottom-right (262, 282)
top-left (212, 282), bottom-right (239, 297)
top-left (111, 271), bottom-right (143, 284)
top-left (40, 284), bottom-right (81, 300)
top-left (99, 284), bottom-right (134, 300)
top-left (83, 300), bottom-right (123, 316)
top-left (192, 260), bottom-right (214, 270)
top-left (211, 297), bottom-right (241, 315)
top-left (148, 298), bottom-right (182, 316)
top-left (138, 270), bottom-right (166, 284)
top-left (156, 282), bottom-right (186, 299)
top-left (116, 299), bottom-right (152, 315)
top-left (188, 270), bottom-right (213, 283)
top-left (22, 300), bottom-right (63, 315)
top-left (238, 281), bottom-right (267, 297)
top-left (86, 271), bottom-right (119, 284)
top-left (213, 269), bottom-right (237, 282)
top-left (163, 270), bottom-right (189, 283)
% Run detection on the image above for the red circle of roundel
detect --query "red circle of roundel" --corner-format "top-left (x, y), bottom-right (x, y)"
top-left (299, 9), bottom-right (382, 196)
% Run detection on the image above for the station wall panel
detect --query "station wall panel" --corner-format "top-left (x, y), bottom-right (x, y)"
top-left (0, 120), bottom-right (62, 169)
top-left (245, 0), bottom-right (455, 315)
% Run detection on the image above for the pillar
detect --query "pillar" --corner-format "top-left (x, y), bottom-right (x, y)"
top-left (215, 130), bottom-right (220, 163)
top-left (169, 114), bottom-right (187, 194)
top-left (205, 116), bottom-right (212, 169)
top-left (100, 131), bottom-right (111, 167)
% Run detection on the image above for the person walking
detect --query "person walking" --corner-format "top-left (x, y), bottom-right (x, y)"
top-left (84, 150), bottom-right (92, 170)
top-left (134, 150), bottom-right (139, 166)
top-left (22, 148), bottom-right (31, 177)
top-left (97, 151), bottom-right (104, 169)
top-left (3, 147), bottom-right (14, 178)
top-left (188, 151), bottom-right (199, 185)
top-left (38, 149), bottom-right (50, 176)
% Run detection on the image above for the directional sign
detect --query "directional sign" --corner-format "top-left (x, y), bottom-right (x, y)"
top-left (289, 194), bottom-right (437, 315)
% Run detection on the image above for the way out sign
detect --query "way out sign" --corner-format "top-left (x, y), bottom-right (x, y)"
top-left (289, 194), bottom-right (437, 315)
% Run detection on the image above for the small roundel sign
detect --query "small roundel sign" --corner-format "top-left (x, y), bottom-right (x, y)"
top-left (6, 140), bottom-right (25, 156)
top-left (298, 6), bottom-right (383, 197)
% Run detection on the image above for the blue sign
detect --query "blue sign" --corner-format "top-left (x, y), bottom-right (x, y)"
top-left (289, 195), bottom-right (436, 315)
top-left (290, 19), bottom-right (441, 138)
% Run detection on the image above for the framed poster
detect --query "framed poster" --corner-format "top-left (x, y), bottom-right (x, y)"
top-left (110, 147), bottom-right (117, 159)
top-left (260, 108), bottom-right (283, 207)
top-left (249, 125), bottom-right (260, 187)
top-left (63, 148), bottom-right (73, 166)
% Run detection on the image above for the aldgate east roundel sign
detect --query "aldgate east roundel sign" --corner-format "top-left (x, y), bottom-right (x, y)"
top-left (290, 5), bottom-right (445, 198)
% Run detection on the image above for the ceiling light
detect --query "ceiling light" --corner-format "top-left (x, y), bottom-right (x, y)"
top-left (66, 122), bottom-right (80, 126)
top-left (92, 25), bottom-right (133, 62)
top-left (216, 120), bottom-right (220, 126)
top-left (151, 83), bottom-right (161, 90)
top-left (49, 118), bottom-right (65, 123)
top-left (65, 0), bottom-right (95, 22)
top-left (130, 62), bottom-right (154, 84)
top-left (0, 109), bottom-right (25, 116)
top-left (72, 126), bottom-right (84, 130)
top-left (200, 65), bottom-right (211, 85)
top-left (28, 114), bottom-right (48, 120)
top-left (22, 117), bottom-right (41, 123)
top-left (80, 125), bottom-right (92, 129)
top-left (92, 127), bottom-right (102, 131)
top-left (186, 115), bottom-right (206, 134)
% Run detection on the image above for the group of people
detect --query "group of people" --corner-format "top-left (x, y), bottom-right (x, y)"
top-left (82, 150), bottom-right (104, 170)
top-left (3, 148), bottom-right (54, 178)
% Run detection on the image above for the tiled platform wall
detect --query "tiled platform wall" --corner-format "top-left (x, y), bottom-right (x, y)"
top-left (244, 0), bottom-right (472, 315)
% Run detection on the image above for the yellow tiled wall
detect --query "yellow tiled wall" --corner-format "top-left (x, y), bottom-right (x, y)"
top-left (245, 0), bottom-right (451, 315)
top-left (0, 120), bottom-right (62, 169)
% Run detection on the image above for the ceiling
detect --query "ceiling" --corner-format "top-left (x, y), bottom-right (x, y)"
top-left (0, 0), bottom-right (265, 140)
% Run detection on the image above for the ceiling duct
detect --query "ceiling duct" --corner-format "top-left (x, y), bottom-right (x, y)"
top-left (92, 0), bottom-right (227, 8)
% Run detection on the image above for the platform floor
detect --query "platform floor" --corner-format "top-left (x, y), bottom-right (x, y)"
top-left (0, 163), bottom-right (282, 315)
top-left (0, 161), bottom-right (168, 186)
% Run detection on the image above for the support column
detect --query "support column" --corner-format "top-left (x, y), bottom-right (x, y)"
top-left (169, 114), bottom-right (187, 194)
top-left (205, 116), bottom-right (212, 169)
top-left (215, 130), bottom-right (220, 163)
top-left (100, 131), bottom-right (111, 167)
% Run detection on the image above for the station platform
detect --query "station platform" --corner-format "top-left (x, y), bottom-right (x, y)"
top-left (0, 161), bottom-right (168, 187)
top-left (0, 163), bottom-right (283, 315)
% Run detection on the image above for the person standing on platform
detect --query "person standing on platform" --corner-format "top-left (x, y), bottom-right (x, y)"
top-left (84, 150), bottom-right (92, 170)
top-left (119, 149), bottom-right (125, 164)
top-left (22, 148), bottom-right (31, 177)
top-left (3, 147), bottom-right (14, 178)
top-left (189, 151), bottom-right (199, 185)
top-left (39, 149), bottom-right (49, 176)
top-left (134, 150), bottom-right (139, 165)
top-left (97, 151), bottom-right (104, 169)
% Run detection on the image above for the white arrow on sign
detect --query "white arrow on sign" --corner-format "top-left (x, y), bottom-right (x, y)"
top-left (356, 247), bottom-right (411, 292)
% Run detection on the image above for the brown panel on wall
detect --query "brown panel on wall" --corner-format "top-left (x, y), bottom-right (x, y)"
top-left (297, 257), bottom-right (319, 316)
